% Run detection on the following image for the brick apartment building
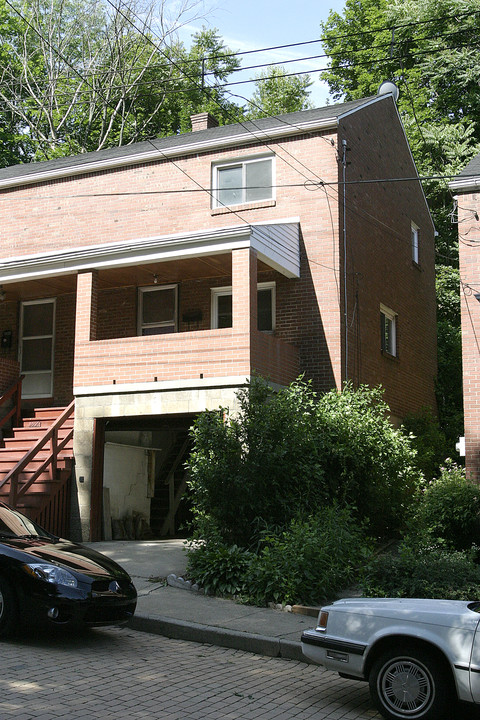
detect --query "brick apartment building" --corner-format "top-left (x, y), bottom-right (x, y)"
top-left (451, 155), bottom-right (480, 481)
top-left (0, 91), bottom-right (437, 540)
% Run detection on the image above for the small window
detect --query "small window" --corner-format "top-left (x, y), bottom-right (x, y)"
top-left (380, 305), bottom-right (397, 357)
top-left (411, 222), bottom-right (419, 264)
top-left (211, 283), bottom-right (275, 331)
top-left (138, 285), bottom-right (177, 335)
top-left (213, 156), bottom-right (273, 208)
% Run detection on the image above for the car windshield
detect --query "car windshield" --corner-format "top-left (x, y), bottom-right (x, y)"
top-left (0, 505), bottom-right (55, 539)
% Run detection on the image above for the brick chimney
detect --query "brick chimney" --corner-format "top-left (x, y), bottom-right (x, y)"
top-left (190, 112), bottom-right (219, 132)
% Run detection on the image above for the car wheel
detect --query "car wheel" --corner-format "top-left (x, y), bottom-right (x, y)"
top-left (369, 646), bottom-right (452, 720)
top-left (0, 576), bottom-right (17, 638)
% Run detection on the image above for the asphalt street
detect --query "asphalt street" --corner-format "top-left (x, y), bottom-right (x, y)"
top-left (1, 625), bottom-right (380, 720)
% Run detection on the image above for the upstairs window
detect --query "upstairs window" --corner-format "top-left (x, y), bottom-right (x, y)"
top-left (411, 222), bottom-right (419, 264)
top-left (138, 285), bottom-right (177, 335)
top-left (211, 282), bottom-right (275, 331)
top-left (213, 156), bottom-right (273, 208)
top-left (380, 304), bottom-right (397, 357)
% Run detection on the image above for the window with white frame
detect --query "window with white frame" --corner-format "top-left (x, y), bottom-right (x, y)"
top-left (380, 304), bottom-right (397, 356)
top-left (411, 222), bottom-right (419, 264)
top-left (211, 282), bottom-right (276, 331)
top-left (212, 155), bottom-right (274, 208)
top-left (138, 285), bottom-right (177, 335)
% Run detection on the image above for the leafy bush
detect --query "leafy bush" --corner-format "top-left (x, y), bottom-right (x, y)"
top-left (412, 461), bottom-right (480, 550)
top-left (186, 507), bottom-right (370, 606)
top-left (362, 539), bottom-right (480, 600)
top-left (187, 377), bottom-right (328, 547)
top-left (185, 539), bottom-right (252, 597)
top-left (245, 507), bottom-right (371, 606)
top-left (401, 407), bottom-right (449, 481)
top-left (187, 377), bottom-right (420, 546)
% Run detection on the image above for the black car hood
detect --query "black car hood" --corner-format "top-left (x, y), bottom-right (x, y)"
top-left (1, 537), bottom-right (130, 580)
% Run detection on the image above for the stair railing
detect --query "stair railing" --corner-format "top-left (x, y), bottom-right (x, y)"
top-left (0, 375), bottom-right (24, 431)
top-left (0, 400), bottom-right (75, 507)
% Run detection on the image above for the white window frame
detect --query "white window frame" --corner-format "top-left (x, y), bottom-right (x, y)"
top-left (137, 284), bottom-right (178, 335)
top-left (212, 154), bottom-right (275, 209)
top-left (211, 282), bottom-right (276, 331)
top-left (411, 222), bottom-right (419, 264)
top-left (19, 298), bottom-right (56, 398)
top-left (380, 304), bottom-right (397, 357)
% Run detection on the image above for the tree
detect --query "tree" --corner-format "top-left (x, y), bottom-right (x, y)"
top-left (0, 1), bottom-right (244, 161)
top-left (320, 0), bottom-right (480, 445)
top-left (246, 66), bottom-right (312, 119)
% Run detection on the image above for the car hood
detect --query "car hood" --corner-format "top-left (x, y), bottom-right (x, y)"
top-left (1, 537), bottom-right (132, 580)
top-left (325, 597), bottom-right (480, 630)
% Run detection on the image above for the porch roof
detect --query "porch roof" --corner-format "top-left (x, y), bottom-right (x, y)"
top-left (0, 220), bottom-right (301, 283)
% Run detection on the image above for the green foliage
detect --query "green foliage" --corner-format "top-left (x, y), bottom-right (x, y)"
top-left (185, 539), bottom-right (253, 597)
top-left (247, 66), bottom-right (313, 119)
top-left (244, 508), bottom-right (370, 606)
top-left (401, 408), bottom-right (449, 481)
top-left (187, 377), bottom-right (420, 545)
top-left (411, 461), bottom-right (480, 549)
top-left (362, 539), bottom-right (480, 600)
top-left (187, 377), bottom-right (328, 547)
top-left (186, 507), bottom-right (370, 606)
top-left (315, 383), bottom-right (419, 535)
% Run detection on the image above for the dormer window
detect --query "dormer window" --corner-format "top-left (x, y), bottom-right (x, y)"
top-left (212, 155), bottom-right (274, 208)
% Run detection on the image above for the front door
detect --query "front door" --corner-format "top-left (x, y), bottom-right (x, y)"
top-left (19, 299), bottom-right (56, 398)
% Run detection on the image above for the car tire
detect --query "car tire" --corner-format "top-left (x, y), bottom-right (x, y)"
top-left (369, 645), bottom-right (453, 720)
top-left (0, 576), bottom-right (18, 638)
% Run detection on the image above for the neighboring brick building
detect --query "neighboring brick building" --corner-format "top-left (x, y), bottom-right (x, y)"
top-left (0, 92), bottom-right (437, 540)
top-left (451, 155), bottom-right (480, 481)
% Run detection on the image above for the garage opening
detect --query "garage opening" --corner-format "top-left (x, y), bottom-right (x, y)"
top-left (98, 413), bottom-right (196, 540)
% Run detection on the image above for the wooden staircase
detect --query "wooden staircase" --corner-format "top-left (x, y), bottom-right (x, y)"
top-left (0, 403), bottom-right (75, 537)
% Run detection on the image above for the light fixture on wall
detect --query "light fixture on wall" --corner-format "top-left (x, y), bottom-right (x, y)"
top-left (153, 274), bottom-right (158, 284)
top-left (0, 286), bottom-right (6, 302)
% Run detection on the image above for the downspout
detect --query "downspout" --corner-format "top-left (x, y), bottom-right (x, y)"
top-left (342, 138), bottom-right (348, 382)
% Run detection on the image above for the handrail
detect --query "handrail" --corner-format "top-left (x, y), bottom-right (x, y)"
top-left (0, 400), bottom-right (75, 506)
top-left (0, 375), bottom-right (24, 430)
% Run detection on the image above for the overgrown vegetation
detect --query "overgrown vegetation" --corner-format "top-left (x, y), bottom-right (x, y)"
top-left (185, 379), bottom-right (480, 607)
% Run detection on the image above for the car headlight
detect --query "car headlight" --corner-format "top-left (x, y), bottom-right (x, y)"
top-left (23, 563), bottom-right (78, 588)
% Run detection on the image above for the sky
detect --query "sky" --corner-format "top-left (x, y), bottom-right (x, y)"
top-left (174, 0), bottom-right (347, 108)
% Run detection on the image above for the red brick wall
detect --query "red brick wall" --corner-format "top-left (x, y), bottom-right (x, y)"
top-left (337, 99), bottom-right (437, 417)
top-left (0, 98), bottom-right (437, 418)
top-left (459, 191), bottom-right (480, 481)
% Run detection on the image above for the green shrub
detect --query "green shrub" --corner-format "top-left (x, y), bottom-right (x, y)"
top-left (187, 377), bottom-right (420, 546)
top-left (244, 507), bottom-right (370, 606)
top-left (412, 461), bottom-right (480, 549)
top-left (185, 539), bottom-right (253, 597)
top-left (401, 408), bottom-right (449, 481)
top-left (362, 539), bottom-right (480, 600)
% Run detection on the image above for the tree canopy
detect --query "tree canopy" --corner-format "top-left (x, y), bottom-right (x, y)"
top-left (0, 0), bottom-right (314, 165)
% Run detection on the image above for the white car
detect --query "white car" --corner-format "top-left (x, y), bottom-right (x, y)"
top-left (301, 597), bottom-right (480, 720)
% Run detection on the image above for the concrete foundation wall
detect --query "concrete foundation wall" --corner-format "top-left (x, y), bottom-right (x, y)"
top-left (72, 382), bottom-right (243, 540)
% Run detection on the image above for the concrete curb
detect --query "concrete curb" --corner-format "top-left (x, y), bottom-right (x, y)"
top-left (129, 613), bottom-right (306, 663)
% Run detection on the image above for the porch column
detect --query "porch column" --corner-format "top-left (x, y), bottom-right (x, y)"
top-left (232, 247), bottom-right (257, 333)
top-left (75, 270), bottom-right (98, 343)
top-left (72, 270), bottom-right (99, 541)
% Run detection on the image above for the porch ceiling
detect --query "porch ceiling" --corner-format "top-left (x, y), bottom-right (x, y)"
top-left (0, 253), bottom-right (271, 302)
